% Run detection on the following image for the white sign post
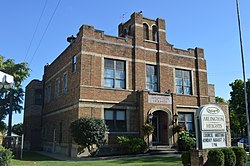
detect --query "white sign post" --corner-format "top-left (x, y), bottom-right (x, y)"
top-left (196, 105), bottom-right (227, 149)
top-left (0, 71), bottom-right (14, 88)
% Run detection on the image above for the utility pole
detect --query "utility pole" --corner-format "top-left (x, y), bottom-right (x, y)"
top-left (235, 0), bottom-right (250, 154)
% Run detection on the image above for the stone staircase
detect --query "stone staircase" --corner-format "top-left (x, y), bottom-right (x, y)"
top-left (148, 145), bottom-right (181, 155)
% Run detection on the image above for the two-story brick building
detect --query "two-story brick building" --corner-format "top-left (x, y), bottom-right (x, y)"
top-left (24, 12), bottom-right (230, 157)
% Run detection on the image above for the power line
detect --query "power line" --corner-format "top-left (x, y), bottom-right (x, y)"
top-left (29, 0), bottom-right (62, 65)
top-left (24, 0), bottom-right (48, 62)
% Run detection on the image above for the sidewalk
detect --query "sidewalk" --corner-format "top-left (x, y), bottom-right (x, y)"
top-left (36, 151), bottom-right (181, 161)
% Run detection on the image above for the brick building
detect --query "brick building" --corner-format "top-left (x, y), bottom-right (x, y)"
top-left (24, 12), bottom-right (230, 156)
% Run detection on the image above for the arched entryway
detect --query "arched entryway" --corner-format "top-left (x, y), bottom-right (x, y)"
top-left (148, 107), bottom-right (172, 146)
top-left (152, 111), bottom-right (168, 145)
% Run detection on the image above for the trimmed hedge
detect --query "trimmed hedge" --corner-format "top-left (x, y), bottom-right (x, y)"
top-left (232, 147), bottom-right (247, 166)
top-left (116, 136), bottom-right (147, 154)
top-left (177, 131), bottom-right (196, 151)
top-left (181, 151), bottom-right (191, 166)
top-left (221, 148), bottom-right (236, 166)
top-left (207, 149), bottom-right (224, 166)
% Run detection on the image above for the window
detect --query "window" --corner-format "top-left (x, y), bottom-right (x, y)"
top-left (123, 28), bottom-right (127, 36)
top-left (63, 73), bottom-right (67, 94)
top-left (104, 59), bottom-right (125, 89)
top-left (55, 78), bottom-right (59, 97)
top-left (152, 25), bottom-right (158, 42)
top-left (178, 113), bottom-right (194, 132)
top-left (146, 65), bottom-right (158, 92)
top-left (143, 23), bottom-right (149, 40)
top-left (175, 69), bottom-right (192, 95)
top-left (34, 89), bottom-right (42, 105)
top-left (72, 55), bottom-right (76, 72)
top-left (104, 109), bottom-right (126, 132)
top-left (128, 25), bottom-right (133, 36)
top-left (45, 85), bottom-right (51, 103)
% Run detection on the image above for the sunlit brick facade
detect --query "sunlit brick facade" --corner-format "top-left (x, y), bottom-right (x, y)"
top-left (24, 12), bottom-right (230, 156)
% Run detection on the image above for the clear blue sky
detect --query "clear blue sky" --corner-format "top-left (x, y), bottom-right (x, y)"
top-left (1, 0), bottom-right (250, 124)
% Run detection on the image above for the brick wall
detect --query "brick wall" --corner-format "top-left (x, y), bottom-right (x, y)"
top-left (24, 12), bottom-right (226, 156)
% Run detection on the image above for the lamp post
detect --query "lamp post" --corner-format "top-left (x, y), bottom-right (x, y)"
top-left (235, 0), bottom-right (250, 154)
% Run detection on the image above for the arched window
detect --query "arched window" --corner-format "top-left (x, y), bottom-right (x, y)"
top-left (152, 25), bottom-right (158, 42)
top-left (128, 25), bottom-right (132, 36)
top-left (143, 23), bottom-right (149, 40)
top-left (123, 28), bottom-right (127, 36)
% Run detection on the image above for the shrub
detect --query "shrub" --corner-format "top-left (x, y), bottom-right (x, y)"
top-left (207, 149), bottom-right (224, 166)
top-left (177, 131), bottom-right (196, 151)
top-left (221, 148), bottom-right (236, 166)
top-left (70, 117), bottom-right (107, 156)
top-left (116, 136), bottom-right (147, 154)
top-left (232, 147), bottom-right (247, 166)
top-left (181, 151), bottom-right (191, 166)
top-left (141, 123), bottom-right (154, 135)
top-left (0, 146), bottom-right (13, 166)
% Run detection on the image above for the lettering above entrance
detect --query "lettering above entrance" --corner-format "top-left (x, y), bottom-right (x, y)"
top-left (148, 95), bottom-right (172, 104)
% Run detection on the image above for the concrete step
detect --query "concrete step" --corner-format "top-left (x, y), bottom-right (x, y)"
top-left (149, 146), bottom-right (181, 155)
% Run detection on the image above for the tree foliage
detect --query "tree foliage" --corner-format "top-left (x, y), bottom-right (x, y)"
top-left (70, 117), bottom-right (107, 156)
top-left (0, 121), bottom-right (7, 135)
top-left (215, 96), bottom-right (227, 104)
top-left (0, 56), bottom-right (30, 120)
top-left (229, 79), bottom-right (250, 137)
top-left (12, 123), bottom-right (23, 136)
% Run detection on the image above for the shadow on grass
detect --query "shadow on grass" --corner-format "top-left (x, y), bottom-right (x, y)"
top-left (20, 151), bottom-right (58, 161)
top-left (107, 156), bottom-right (181, 165)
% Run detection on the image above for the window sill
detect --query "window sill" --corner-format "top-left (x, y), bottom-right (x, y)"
top-left (176, 93), bottom-right (194, 97)
top-left (101, 87), bottom-right (130, 92)
top-left (144, 39), bottom-right (158, 44)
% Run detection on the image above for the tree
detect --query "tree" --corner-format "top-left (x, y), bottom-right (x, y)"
top-left (70, 117), bottom-right (107, 156)
top-left (229, 79), bottom-right (250, 138)
top-left (0, 56), bottom-right (30, 120)
top-left (0, 121), bottom-right (7, 135)
top-left (12, 123), bottom-right (23, 136)
top-left (215, 96), bottom-right (227, 104)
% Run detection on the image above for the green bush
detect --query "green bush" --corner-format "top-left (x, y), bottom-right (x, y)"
top-left (0, 146), bottom-right (13, 166)
top-left (181, 151), bottom-right (191, 166)
top-left (177, 131), bottom-right (196, 151)
top-left (221, 148), bottom-right (236, 166)
top-left (70, 117), bottom-right (107, 156)
top-left (207, 149), bottom-right (224, 166)
top-left (116, 136), bottom-right (147, 154)
top-left (141, 123), bottom-right (154, 135)
top-left (232, 147), bottom-right (247, 166)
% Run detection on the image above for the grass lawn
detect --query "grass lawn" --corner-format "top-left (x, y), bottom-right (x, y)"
top-left (11, 151), bottom-right (182, 166)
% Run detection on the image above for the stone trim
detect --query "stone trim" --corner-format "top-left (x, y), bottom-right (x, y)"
top-left (43, 103), bottom-right (78, 118)
top-left (79, 98), bottom-right (135, 106)
top-left (176, 105), bottom-right (199, 109)
top-left (135, 23), bottom-right (166, 32)
top-left (81, 51), bottom-right (207, 73)
top-left (81, 36), bottom-right (204, 60)
top-left (82, 36), bottom-right (133, 48)
top-left (45, 52), bottom-right (81, 84)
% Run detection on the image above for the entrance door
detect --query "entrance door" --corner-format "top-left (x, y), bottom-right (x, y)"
top-left (152, 116), bottom-right (160, 144)
top-left (151, 111), bottom-right (169, 145)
